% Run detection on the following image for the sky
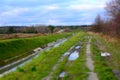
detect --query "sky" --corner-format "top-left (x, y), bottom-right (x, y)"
top-left (0, 0), bottom-right (109, 26)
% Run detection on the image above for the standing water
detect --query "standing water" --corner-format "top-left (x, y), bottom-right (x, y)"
top-left (68, 51), bottom-right (79, 61)
top-left (59, 72), bottom-right (66, 78)
top-left (0, 38), bottom-right (68, 77)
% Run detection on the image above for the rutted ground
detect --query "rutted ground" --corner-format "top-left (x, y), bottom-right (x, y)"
top-left (0, 32), bottom-right (86, 80)
top-left (0, 32), bottom-right (119, 80)
top-left (90, 34), bottom-right (118, 80)
top-left (41, 45), bottom-right (75, 80)
top-left (86, 36), bottom-right (98, 80)
top-left (0, 33), bottom-right (71, 67)
top-left (42, 35), bottom-right (89, 80)
top-left (0, 38), bottom-right (68, 76)
top-left (94, 36), bottom-right (120, 80)
top-left (48, 36), bottom-right (88, 80)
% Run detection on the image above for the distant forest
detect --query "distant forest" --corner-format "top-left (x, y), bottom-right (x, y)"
top-left (0, 25), bottom-right (91, 34)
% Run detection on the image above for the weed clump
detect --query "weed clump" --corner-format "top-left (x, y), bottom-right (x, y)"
top-left (17, 67), bottom-right (24, 72)
top-left (31, 66), bottom-right (37, 72)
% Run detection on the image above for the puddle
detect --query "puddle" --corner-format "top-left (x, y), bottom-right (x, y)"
top-left (0, 38), bottom-right (68, 77)
top-left (0, 47), bottom-right (44, 76)
top-left (75, 46), bottom-right (81, 49)
top-left (0, 52), bottom-right (39, 76)
top-left (0, 51), bottom-right (40, 77)
top-left (54, 39), bottom-right (67, 47)
top-left (44, 39), bottom-right (67, 51)
top-left (59, 72), bottom-right (66, 78)
top-left (63, 52), bottom-right (70, 56)
top-left (0, 52), bottom-right (37, 70)
top-left (101, 52), bottom-right (110, 57)
top-left (44, 47), bottom-right (51, 51)
top-left (68, 51), bottom-right (79, 61)
top-left (0, 57), bottom-right (33, 77)
top-left (0, 68), bottom-right (16, 77)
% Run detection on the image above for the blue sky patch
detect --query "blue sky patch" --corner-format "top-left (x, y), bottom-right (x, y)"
top-left (0, 0), bottom-right (109, 26)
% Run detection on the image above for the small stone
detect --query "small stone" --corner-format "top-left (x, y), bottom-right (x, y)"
top-left (33, 48), bottom-right (42, 52)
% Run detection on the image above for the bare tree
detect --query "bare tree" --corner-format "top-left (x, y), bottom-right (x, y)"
top-left (106, 0), bottom-right (120, 36)
top-left (92, 15), bottom-right (104, 32)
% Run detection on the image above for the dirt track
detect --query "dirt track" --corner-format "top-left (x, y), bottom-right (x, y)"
top-left (86, 37), bottom-right (98, 80)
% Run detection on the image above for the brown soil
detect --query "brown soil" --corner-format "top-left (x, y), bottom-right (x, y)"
top-left (0, 33), bottom-right (44, 40)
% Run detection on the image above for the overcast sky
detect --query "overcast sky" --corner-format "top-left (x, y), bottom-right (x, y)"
top-left (0, 0), bottom-right (109, 26)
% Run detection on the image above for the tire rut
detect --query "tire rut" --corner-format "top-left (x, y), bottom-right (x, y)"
top-left (86, 36), bottom-right (98, 80)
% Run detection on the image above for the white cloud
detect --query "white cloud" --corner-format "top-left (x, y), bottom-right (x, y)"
top-left (0, 0), bottom-right (108, 25)
top-left (0, 8), bottom-right (29, 17)
top-left (31, 4), bottom-right (59, 11)
top-left (0, 7), bottom-right (30, 25)
top-left (68, 4), bottom-right (105, 10)
top-left (44, 5), bottom-right (59, 10)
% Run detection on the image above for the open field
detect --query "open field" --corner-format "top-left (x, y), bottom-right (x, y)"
top-left (90, 37), bottom-right (117, 80)
top-left (90, 33), bottom-right (120, 80)
top-left (0, 33), bottom-right (71, 60)
top-left (0, 32), bottom-right (86, 80)
top-left (0, 31), bottom-right (120, 80)
top-left (1, 0), bottom-right (120, 79)
top-left (0, 33), bottom-right (72, 67)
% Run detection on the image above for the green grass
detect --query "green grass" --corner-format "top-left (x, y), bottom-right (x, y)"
top-left (90, 37), bottom-right (117, 80)
top-left (51, 35), bottom-right (89, 80)
top-left (0, 33), bottom-right (71, 61)
top-left (93, 35), bottom-right (120, 70)
top-left (0, 32), bottom-right (86, 80)
top-left (63, 38), bottom-right (88, 80)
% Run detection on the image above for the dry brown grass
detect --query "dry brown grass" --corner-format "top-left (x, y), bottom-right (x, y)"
top-left (0, 33), bottom-right (44, 40)
top-left (88, 31), bottom-right (120, 43)
top-left (100, 34), bottom-right (120, 43)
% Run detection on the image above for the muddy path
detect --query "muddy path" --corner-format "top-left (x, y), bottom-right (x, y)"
top-left (42, 42), bottom-right (81, 80)
top-left (42, 45), bottom-right (76, 80)
top-left (42, 36), bottom-right (99, 80)
top-left (86, 37), bottom-right (98, 80)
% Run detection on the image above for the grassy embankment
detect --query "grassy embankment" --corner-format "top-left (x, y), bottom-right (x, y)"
top-left (93, 34), bottom-right (120, 70)
top-left (0, 33), bottom-right (71, 66)
top-left (90, 35), bottom-right (117, 80)
top-left (51, 35), bottom-right (88, 80)
top-left (0, 32), bottom-right (86, 80)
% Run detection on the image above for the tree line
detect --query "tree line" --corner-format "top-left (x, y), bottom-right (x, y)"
top-left (0, 25), bottom-right (91, 34)
top-left (92, 0), bottom-right (120, 38)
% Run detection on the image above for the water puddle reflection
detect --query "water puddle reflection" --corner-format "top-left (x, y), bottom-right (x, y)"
top-left (63, 52), bottom-right (70, 56)
top-left (75, 46), bottom-right (81, 49)
top-left (0, 38), bottom-right (68, 77)
top-left (68, 51), bottom-right (79, 61)
top-left (59, 72), bottom-right (66, 78)
top-left (54, 39), bottom-right (67, 47)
